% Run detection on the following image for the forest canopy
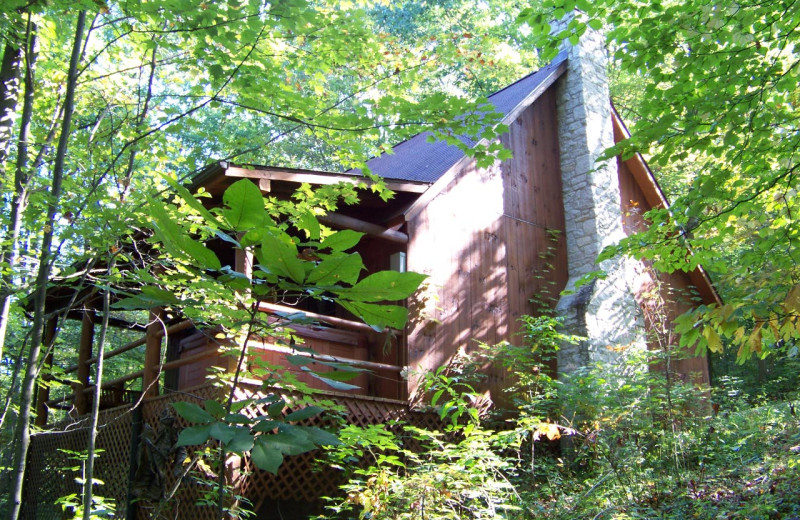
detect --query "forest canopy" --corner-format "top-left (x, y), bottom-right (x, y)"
top-left (0, 0), bottom-right (798, 518)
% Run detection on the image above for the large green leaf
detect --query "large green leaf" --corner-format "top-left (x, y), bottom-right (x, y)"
top-left (149, 199), bottom-right (221, 270)
top-left (173, 401), bottom-right (214, 424)
top-left (304, 426), bottom-right (341, 447)
top-left (159, 172), bottom-right (221, 227)
top-left (209, 422), bottom-right (239, 444)
top-left (338, 300), bottom-right (409, 330)
top-left (226, 430), bottom-right (255, 454)
top-left (260, 431), bottom-right (316, 456)
top-left (251, 438), bottom-right (283, 475)
top-left (176, 424), bottom-right (213, 447)
top-left (259, 234), bottom-right (306, 283)
top-left (284, 406), bottom-right (324, 422)
top-left (334, 271), bottom-right (427, 302)
top-left (180, 237), bottom-right (222, 271)
top-left (305, 252), bottom-right (363, 286)
top-left (148, 199), bottom-right (189, 258)
top-left (112, 286), bottom-right (181, 310)
top-left (204, 399), bottom-right (226, 419)
top-left (306, 369), bottom-right (361, 391)
top-left (320, 230), bottom-right (364, 252)
top-left (222, 179), bottom-right (269, 230)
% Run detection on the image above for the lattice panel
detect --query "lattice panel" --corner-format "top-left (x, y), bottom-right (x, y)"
top-left (23, 405), bottom-right (134, 520)
top-left (24, 383), bottom-right (443, 519)
top-left (232, 383), bottom-right (440, 508)
top-left (135, 384), bottom-right (225, 520)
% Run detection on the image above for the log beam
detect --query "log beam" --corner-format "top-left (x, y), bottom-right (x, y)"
top-left (318, 212), bottom-right (408, 244)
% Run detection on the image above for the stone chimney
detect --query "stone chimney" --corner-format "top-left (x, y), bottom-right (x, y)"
top-left (552, 13), bottom-right (647, 373)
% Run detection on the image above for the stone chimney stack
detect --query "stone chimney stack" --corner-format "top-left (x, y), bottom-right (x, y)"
top-left (552, 13), bottom-right (647, 373)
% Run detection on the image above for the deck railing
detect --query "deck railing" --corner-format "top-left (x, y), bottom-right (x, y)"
top-left (41, 304), bottom-right (406, 424)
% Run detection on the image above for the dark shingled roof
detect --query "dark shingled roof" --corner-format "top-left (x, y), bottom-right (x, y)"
top-left (358, 52), bottom-right (568, 184)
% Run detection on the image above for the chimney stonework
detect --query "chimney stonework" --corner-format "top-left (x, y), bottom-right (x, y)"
top-left (552, 14), bottom-right (647, 373)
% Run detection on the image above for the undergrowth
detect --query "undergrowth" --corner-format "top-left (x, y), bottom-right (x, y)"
top-left (319, 315), bottom-right (800, 520)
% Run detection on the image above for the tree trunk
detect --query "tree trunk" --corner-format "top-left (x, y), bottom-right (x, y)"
top-left (83, 257), bottom-right (114, 520)
top-left (0, 41), bottom-right (22, 172)
top-left (0, 20), bottom-right (37, 363)
top-left (7, 12), bottom-right (86, 520)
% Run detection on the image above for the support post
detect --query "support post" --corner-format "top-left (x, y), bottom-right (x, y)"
top-left (142, 307), bottom-right (164, 398)
top-left (73, 310), bottom-right (95, 415)
top-left (34, 318), bottom-right (58, 426)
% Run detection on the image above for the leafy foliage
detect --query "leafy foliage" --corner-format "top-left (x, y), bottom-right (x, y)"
top-left (518, 0), bottom-right (800, 361)
top-left (116, 177), bottom-right (425, 486)
top-left (322, 316), bottom-right (800, 520)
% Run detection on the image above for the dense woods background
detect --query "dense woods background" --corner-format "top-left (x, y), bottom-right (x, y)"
top-left (0, 0), bottom-right (797, 518)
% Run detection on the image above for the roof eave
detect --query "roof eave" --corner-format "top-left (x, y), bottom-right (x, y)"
top-left (191, 162), bottom-right (431, 194)
top-left (611, 105), bottom-right (722, 306)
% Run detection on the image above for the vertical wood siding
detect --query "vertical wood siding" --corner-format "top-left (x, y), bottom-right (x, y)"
top-left (617, 157), bottom-right (711, 384)
top-left (406, 89), bottom-right (568, 400)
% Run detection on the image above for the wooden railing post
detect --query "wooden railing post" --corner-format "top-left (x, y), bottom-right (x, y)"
top-left (34, 318), bottom-right (58, 426)
top-left (143, 307), bottom-right (164, 398)
top-left (73, 310), bottom-right (95, 415)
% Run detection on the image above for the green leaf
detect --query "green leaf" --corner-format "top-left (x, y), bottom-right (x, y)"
top-left (241, 229), bottom-right (266, 247)
top-left (284, 406), bottom-right (324, 422)
top-left (252, 419), bottom-right (282, 433)
top-left (431, 389), bottom-right (445, 407)
top-left (335, 271), bottom-right (427, 303)
top-left (210, 422), bottom-right (239, 444)
top-left (260, 432), bottom-right (316, 456)
top-left (204, 399), bottom-right (226, 419)
top-left (304, 426), bottom-right (341, 446)
top-left (320, 230), bottom-right (364, 252)
top-left (112, 286), bottom-right (180, 310)
top-left (305, 252), bottom-right (363, 286)
top-left (295, 210), bottom-right (320, 240)
top-left (703, 326), bottom-right (724, 353)
top-left (588, 18), bottom-right (603, 30)
top-left (222, 179), bottom-right (268, 230)
top-left (226, 430), bottom-right (255, 453)
top-left (224, 412), bottom-right (252, 424)
top-left (338, 300), bottom-right (409, 330)
top-left (176, 424), bottom-right (212, 446)
top-left (159, 172), bottom-right (221, 227)
top-left (148, 198), bottom-right (221, 270)
top-left (259, 234), bottom-right (306, 283)
top-left (267, 400), bottom-right (286, 419)
top-left (251, 437), bottom-right (283, 475)
top-left (173, 402), bottom-right (214, 424)
top-left (181, 238), bottom-right (222, 270)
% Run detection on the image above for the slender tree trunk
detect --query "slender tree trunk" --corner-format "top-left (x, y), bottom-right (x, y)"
top-left (81, 37), bottom-right (158, 514)
top-left (82, 257), bottom-right (114, 520)
top-left (0, 41), bottom-right (22, 172)
top-left (0, 335), bottom-right (30, 450)
top-left (7, 12), bottom-right (86, 520)
top-left (0, 19), bottom-right (37, 362)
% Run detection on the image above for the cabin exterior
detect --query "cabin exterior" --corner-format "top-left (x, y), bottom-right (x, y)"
top-left (23, 24), bottom-right (719, 520)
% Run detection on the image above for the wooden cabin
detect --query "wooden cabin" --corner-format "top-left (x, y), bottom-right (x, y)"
top-left (23, 31), bottom-right (720, 520)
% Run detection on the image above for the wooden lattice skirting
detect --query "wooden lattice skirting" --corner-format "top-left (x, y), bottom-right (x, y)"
top-left (22, 383), bottom-right (440, 519)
